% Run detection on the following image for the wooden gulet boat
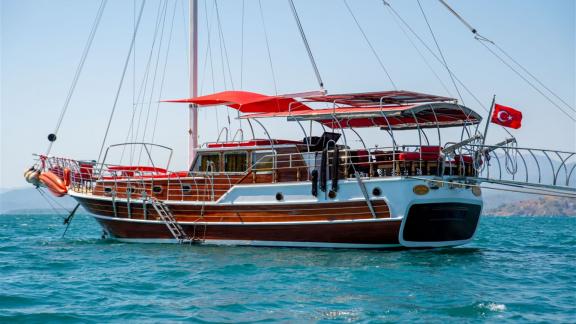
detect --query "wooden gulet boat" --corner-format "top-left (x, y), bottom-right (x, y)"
top-left (25, 1), bottom-right (575, 249)
top-left (35, 90), bottom-right (487, 248)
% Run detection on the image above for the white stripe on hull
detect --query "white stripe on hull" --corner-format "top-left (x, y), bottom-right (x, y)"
top-left (112, 237), bottom-right (403, 249)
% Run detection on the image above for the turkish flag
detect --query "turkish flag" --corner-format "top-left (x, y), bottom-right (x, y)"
top-left (491, 104), bottom-right (522, 129)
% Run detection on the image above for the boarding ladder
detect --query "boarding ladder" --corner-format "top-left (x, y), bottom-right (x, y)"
top-left (150, 198), bottom-right (193, 244)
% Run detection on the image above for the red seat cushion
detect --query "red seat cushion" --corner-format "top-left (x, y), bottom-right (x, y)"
top-left (352, 150), bottom-right (370, 167)
top-left (454, 155), bottom-right (482, 165)
top-left (398, 152), bottom-right (439, 161)
top-left (420, 146), bottom-right (443, 153)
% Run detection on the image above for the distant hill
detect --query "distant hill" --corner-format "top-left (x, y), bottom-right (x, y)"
top-left (486, 196), bottom-right (576, 216)
top-left (0, 187), bottom-right (78, 214)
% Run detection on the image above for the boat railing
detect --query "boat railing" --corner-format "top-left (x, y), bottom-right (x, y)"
top-left (35, 142), bottom-right (575, 203)
top-left (453, 144), bottom-right (576, 191)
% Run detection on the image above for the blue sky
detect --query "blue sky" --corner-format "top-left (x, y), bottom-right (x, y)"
top-left (1, 0), bottom-right (574, 189)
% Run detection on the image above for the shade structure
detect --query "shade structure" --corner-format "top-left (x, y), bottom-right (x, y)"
top-left (303, 90), bottom-right (455, 106)
top-left (163, 90), bottom-right (311, 113)
top-left (241, 102), bottom-right (482, 130)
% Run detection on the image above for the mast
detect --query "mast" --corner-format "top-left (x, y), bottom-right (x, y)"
top-left (189, 0), bottom-right (199, 166)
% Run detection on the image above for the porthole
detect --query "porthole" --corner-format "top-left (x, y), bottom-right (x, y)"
top-left (104, 187), bottom-right (113, 194)
top-left (372, 187), bottom-right (382, 197)
top-left (275, 192), bottom-right (284, 201)
top-left (181, 184), bottom-right (192, 193)
top-left (328, 190), bottom-right (337, 199)
top-left (152, 186), bottom-right (163, 194)
top-left (126, 187), bottom-right (136, 194)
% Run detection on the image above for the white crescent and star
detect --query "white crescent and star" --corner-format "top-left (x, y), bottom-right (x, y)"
top-left (496, 110), bottom-right (513, 123)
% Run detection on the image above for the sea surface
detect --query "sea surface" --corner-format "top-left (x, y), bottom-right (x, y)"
top-left (0, 214), bottom-right (574, 323)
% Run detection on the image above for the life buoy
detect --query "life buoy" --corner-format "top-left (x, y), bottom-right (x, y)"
top-left (39, 171), bottom-right (68, 197)
top-left (24, 168), bottom-right (41, 186)
top-left (63, 168), bottom-right (71, 187)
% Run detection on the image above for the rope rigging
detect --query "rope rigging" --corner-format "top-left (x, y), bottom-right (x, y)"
top-left (257, 0), bottom-right (278, 95)
top-left (415, 0), bottom-right (465, 107)
top-left (46, 0), bottom-right (107, 156)
top-left (288, 0), bottom-right (325, 91)
top-left (342, 0), bottom-right (397, 90)
top-left (436, 0), bottom-right (576, 122)
top-left (382, 0), bottom-right (516, 140)
top-left (97, 0), bottom-right (147, 164)
top-left (150, 0), bottom-right (179, 147)
top-left (120, 0), bottom-right (168, 164)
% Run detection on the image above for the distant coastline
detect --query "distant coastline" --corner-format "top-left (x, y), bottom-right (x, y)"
top-left (486, 196), bottom-right (575, 217)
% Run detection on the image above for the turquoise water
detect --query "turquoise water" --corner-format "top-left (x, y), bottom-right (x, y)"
top-left (1, 214), bottom-right (574, 323)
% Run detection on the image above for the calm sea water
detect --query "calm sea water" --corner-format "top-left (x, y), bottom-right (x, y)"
top-left (0, 214), bottom-right (574, 323)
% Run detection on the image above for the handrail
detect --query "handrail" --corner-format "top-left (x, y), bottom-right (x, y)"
top-left (35, 142), bottom-right (575, 204)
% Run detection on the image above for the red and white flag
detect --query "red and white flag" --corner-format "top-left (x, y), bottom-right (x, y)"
top-left (491, 104), bottom-right (522, 129)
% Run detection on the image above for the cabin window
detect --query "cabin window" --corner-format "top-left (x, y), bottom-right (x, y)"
top-left (194, 153), bottom-right (220, 172)
top-left (252, 151), bottom-right (275, 173)
top-left (181, 184), bottom-right (192, 193)
top-left (224, 152), bottom-right (248, 172)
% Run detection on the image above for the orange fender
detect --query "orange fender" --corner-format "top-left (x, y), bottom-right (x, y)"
top-left (63, 168), bottom-right (71, 187)
top-left (39, 171), bottom-right (68, 197)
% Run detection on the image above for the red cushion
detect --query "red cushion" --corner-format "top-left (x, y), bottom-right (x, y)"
top-left (352, 150), bottom-right (370, 166)
top-left (398, 152), bottom-right (439, 161)
top-left (420, 146), bottom-right (443, 153)
top-left (454, 155), bottom-right (482, 165)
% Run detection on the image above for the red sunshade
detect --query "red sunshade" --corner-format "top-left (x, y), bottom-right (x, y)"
top-left (162, 90), bottom-right (311, 113)
top-left (302, 90), bottom-right (455, 106)
top-left (241, 103), bottom-right (481, 130)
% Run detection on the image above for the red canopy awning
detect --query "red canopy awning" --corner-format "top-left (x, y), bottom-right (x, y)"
top-left (162, 90), bottom-right (311, 113)
top-left (302, 90), bottom-right (455, 106)
top-left (241, 102), bottom-right (481, 130)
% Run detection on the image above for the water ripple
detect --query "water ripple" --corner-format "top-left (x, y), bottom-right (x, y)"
top-left (0, 214), bottom-right (574, 322)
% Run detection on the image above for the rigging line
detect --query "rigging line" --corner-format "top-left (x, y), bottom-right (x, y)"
top-left (383, 1), bottom-right (514, 139)
top-left (35, 188), bottom-right (69, 219)
top-left (199, 0), bottom-right (216, 94)
top-left (214, 0), bottom-right (233, 131)
top-left (257, 0), bottom-right (278, 94)
top-left (214, 0), bottom-right (235, 90)
top-left (138, 0), bottom-right (170, 164)
top-left (200, 0), bottom-right (217, 95)
top-left (492, 42), bottom-right (575, 113)
top-left (97, 0), bottom-right (146, 165)
top-left (415, 0), bottom-right (464, 106)
top-left (238, 0), bottom-right (245, 132)
top-left (180, 0), bottom-right (190, 80)
top-left (133, 0), bottom-right (167, 145)
top-left (416, 0), bottom-right (476, 140)
top-left (133, 0), bottom-right (137, 117)
top-left (140, 0), bottom-right (170, 143)
top-left (478, 39), bottom-right (576, 122)
top-left (342, 0), bottom-right (397, 90)
top-left (383, 2), bottom-right (453, 97)
top-left (202, 0), bottom-right (219, 132)
top-left (288, 0), bottom-right (325, 90)
top-left (437, 0), bottom-right (575, 113)
top-left (121, 0), bottom-right (166, 163)
top-left (46, 0), bottom-right (107, 156)
top-left (151, 0), bottom-right (178, 146)
top-left (240, 0), bottom-right (245, 89)
top-left (213, 0), bottom-right (228, 90)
